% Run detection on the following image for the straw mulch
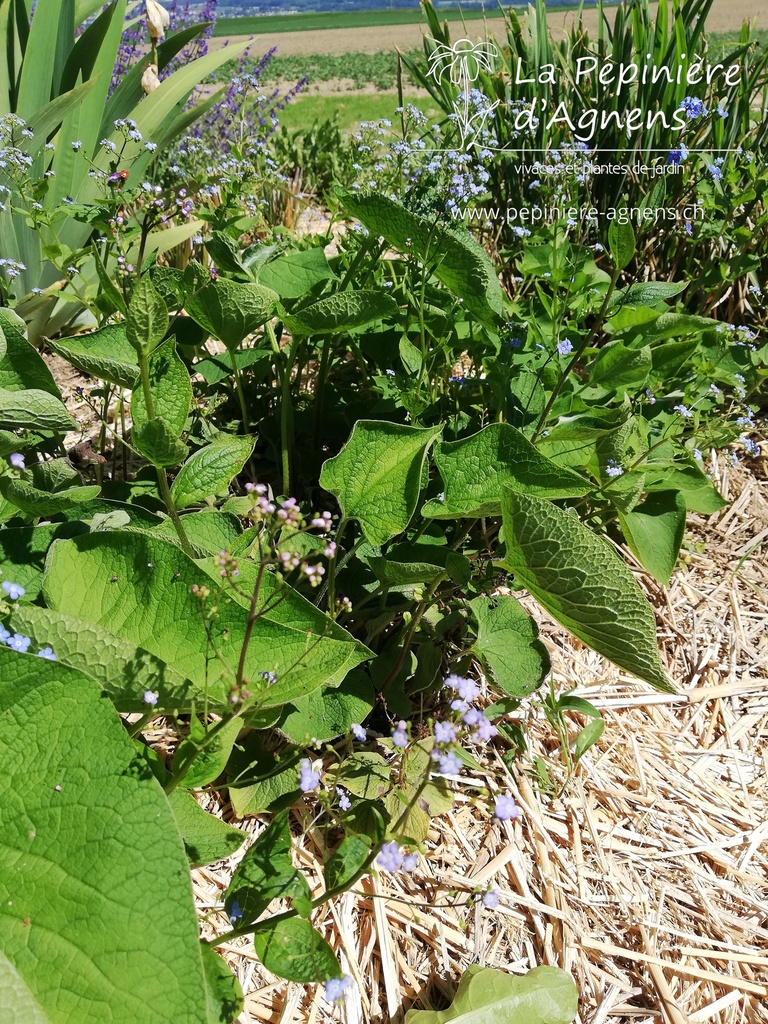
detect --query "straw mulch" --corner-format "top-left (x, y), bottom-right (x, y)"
top-left (195, 448), bottom-right (768, 1024)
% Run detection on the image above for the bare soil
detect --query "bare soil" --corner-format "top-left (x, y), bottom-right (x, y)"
top-left (210, 0), bottom-right (768, 58)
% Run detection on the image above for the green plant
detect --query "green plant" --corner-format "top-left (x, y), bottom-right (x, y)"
top-left (0, 0), bottom-right (247, 340)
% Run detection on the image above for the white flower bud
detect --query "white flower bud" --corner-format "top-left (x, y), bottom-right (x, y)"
top-left (145, 0), bottom-right (170, 44)
top-left (141, 63), bottom-right (161, 95)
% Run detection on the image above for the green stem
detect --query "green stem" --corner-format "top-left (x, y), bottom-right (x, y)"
top-left (137, 349), bottom-right (194, 558)
top-left (212, 770), bottom-right (433, 946)
top-left (531, 267), bottom-right (621, 442)
top-left (230, 351), bottom-right (250, 434)
top-left (312, 335), bottom-right (332, 448)
top-left (380, 570), bottom-right (447, 695)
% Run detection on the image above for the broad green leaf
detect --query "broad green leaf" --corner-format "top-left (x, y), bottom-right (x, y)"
top-left (320, 420), bottom-right (442, 545)
top-left (608, 217), bottom-right (635, 271)
top-left (131, 341), bottom-right (191, 438)
top-left (281, 289), bottom-right (397, 335)
top-left (0, 523), bottom-right (88, 601)
top-left (0, 388), bottom-right (75, 432)
top-left (618, 490), bottom-right (686, 585)
top-left (404, 964), bottom-right (578, 1024)
top-left (201, 942), bottom-right (244, 1024)
top-left (368, 542), bottom-right (470, 588)
top-left (324, 835), bottom-right (371, 892)
top-left (574, 718), bottom-right (605, 762)
top-left (133, 416), bottom-right (189, 467)
top-left (422, 424), bottom-right (589, 519)
top-left (43, 532), bottom-right (369, 708)
top-left (644, 462), bottom-right (727, 514)
top-left (171, 435), bottom-right (255, 509)
top-left (0, 652), bottom-right (214, 1023)
top-left (649, 339), bottom-right (699, 379)
top-left (174, 716), bottom-right (243, 789)
top-left (9, 605), bottom-right (200, 712)
top-left (337, 188), bottom-right (503, 326)
top-left (156, 510), bottom-right (243, 556)
top-left (499, 489), bottom-right (673, 692)
top-left (225, 812), bottom-right (310, 925)
top-left (612, 280), bottom-right (687, 308)
top-left (186, 279), bottom-right (278, 350)
top-left (0, 477), bottom-right (100, 516)
top-left (470, 595), bottom-right (550, 697)
top-left (169, 790), bottom-right (245, 868)
top-left (126, 275), bottom-right (169, 355)
top-left (252, 919), bottom-right (339, 983)
top-left (227, 752), bottom-right (302, 818)
top-left (194, 349), bottom-right (270, 386)
top-left (277, 672), bottom-right (375, 744)
top-left (589, 342), bottom-right (652, 390)
top-left (258, 248), bottom-right (337, 298)
top-left (336, 752), bottom-right (391, 801)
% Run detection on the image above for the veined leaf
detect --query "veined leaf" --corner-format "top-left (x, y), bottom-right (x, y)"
top-left (422, 424), bottom-right (589, 519)
top-left (171, 435), bottom-right (255, 509)
top-left (499, 489), bottom-right (673, 692)
top-left (320, 420), bottom-right (442, 545)
top-left (281, 289), bottom-right (397, 335)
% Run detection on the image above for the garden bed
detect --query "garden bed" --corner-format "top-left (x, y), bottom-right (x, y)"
top-left (193, 451), bottom-right (768, 1024)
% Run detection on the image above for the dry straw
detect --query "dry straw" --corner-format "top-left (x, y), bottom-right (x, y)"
top-left (196, 448), bottom-right (767, 1024)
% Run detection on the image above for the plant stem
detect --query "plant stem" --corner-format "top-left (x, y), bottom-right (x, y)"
top-left (380, 570), bottom-right (447, 695)
top-left (137, 349), bottom-right (194, 557)
top-left (531, 268), bottom-right (620, 442)
top-left (230, 351), bottom-right (250, 434)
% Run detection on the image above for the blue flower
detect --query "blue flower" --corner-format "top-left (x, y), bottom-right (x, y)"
top-left (350, 723), bottom-right (366, 741)
top-left (433, 721), bottom-right (456, 745)
top-left (717, 103), bottom-right (728, 118)
top-left (557, 338), bottom-right (573, 356)
top-left (493, 795), bottom-right (520, 822)
top-left (143, 690), bottom-right (159, 706)
top-left (673, 404), bottom-right (693, 418)
top-left (680, 96), bottom-right (707, 119)
top-left (377, 841), bottom-right (404, 872)
top-left (227, 899), bottom-right (243, 924)
top-left (436, 751), bottom-right (462, 775)
top-left (37, 647), bottom-right (57, 660)
top-left (8, 634), bottom-right (31, 653)
top-left (298, 758), bottom-right (321, 793)
top-left (336, 787), bottom-right (351, 811)
top-left (2, 581), bottom-right (25, 601)
top-left (391, 720), bottom-right (409, 748)
top-left (8, 453), bottom-right (25, 469)
top-left (482, 889), bottom-right (500, 908)
top-left (324, 975), bottom-right (353, 1003)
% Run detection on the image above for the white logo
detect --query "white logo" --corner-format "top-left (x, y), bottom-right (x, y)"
top-left (427, 39), bottom-right (500, 148)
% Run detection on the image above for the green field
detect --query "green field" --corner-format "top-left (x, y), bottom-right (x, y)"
top-left (214, 6), bottom-right (516, 36)
top-left (277, 92), bottom-right (440, 131)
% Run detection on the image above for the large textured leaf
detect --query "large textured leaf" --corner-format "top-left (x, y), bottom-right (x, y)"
top-left (337, 188), bottom-right (503, 326)
top-left (0, 522), bottom-right (88, 601)
top-left (252, 919), bottom-right (339, 984)
top-left (281, 289), bottom-right (397, 335)
top-left (0, 388), bottom-right (75, 432)
top-left (618, 490), bottom-right (686, 585)
top-left (131, 341), bottom-right (192, 438)
top-left (126, 275), bottom-right (169, 356)
top-left (422, 424), bottom-right (589, 519)
top-left (0, 309), bottom-right (58, 394)
top-left (0, 478), bottom-right (100, 517)
top-left (499, 489), bottom-right (673, 692)
top-left (186, 279), bottom-right (278, 350)
top-left (9, 605), bottom-right (201, 712)
top-left (404, 964), bottom-right (578, 1024)
top-left (320, 420), bottom-right (442, 545)
top-left (43, 532), bottom-right (369, 708)
top-left (224, 812), bottom-right (310, 925)
top-left (0, 652), bottom-right (219, 1023)
top-left (470, 595), bottom-right (550, 697)
top-left (170, 435), bottom-right (255, 509)
top-left (258, 248), bottom-right (337, 298)
top-left (133, 417), bottom-right (188, 468)
top-left (48, 325), bottom-right (140, 389)
top-left (276, 672), bottom-right (376, 744)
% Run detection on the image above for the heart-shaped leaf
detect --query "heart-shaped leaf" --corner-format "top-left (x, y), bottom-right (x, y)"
top-left (171, 435), bottom-right (255, 509)
top-left (320, 420), bottom-right (442, 545)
